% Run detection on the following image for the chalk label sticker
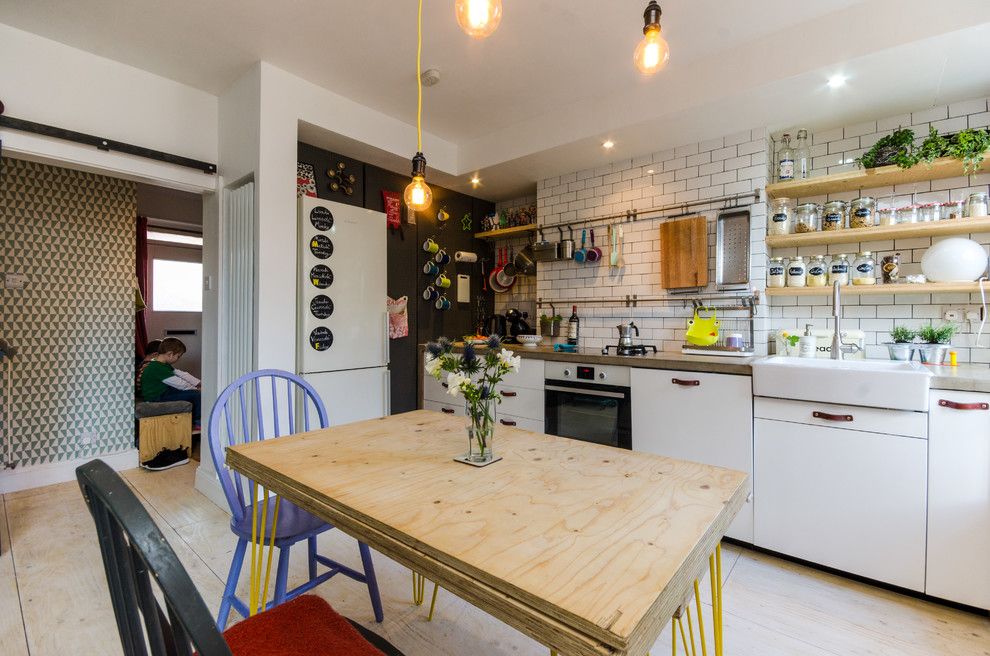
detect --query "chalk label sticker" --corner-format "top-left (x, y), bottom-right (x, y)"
top-left (310, 206), bottom-right (334, 231)
top-left (310, 295), bottom-right (334, 319)
top-left (310, 265), bottom-right (333, 289)
top-left (309, 327), bottom-right (333, 351)
top-left (310, 235), bottom-right (333, 259)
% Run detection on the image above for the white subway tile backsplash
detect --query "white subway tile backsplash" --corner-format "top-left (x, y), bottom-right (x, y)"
top-left (912, 106), bottom-right (949, 125)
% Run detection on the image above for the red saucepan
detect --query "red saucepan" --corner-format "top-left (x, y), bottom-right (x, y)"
top-left (586, 228), bottom-right (602, 262)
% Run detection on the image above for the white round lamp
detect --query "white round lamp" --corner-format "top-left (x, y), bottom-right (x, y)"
top-left (920, 238), bottom-right (989, 282)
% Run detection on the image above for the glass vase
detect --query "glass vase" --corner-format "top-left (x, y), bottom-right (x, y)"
top-left (464, 397), bottom-right (497, 465)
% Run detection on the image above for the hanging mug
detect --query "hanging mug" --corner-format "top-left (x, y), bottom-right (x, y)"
top-left (423, 238), bottom-right (440, 254)
top-left (423, 261), bottom-right (440, 276)
top-left (435, 295), bottom-right (451, 310)
top-left (422, 285), bottom-right (439, 301)
top-left (437, 208), bottom-right (450, 222)
top-left (434, 249), bottom-right (451, 265)
top-left (435, 273), bottom-right (452, 289)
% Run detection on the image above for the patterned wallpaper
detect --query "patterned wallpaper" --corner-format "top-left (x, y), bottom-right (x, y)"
top-left (1, 157), bottom-right (136, 467)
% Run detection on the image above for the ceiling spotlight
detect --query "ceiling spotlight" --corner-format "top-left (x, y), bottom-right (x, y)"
top-left (646, 169), bottom-right (655, 174)
top-left (602, 140), bottom-right (615, 150)
top-left (827, 74), bottom-right (847, 89)
top-left (470, 176), bottom-right (481, 185)
top-left (634, 1), bottom-right (670, 76)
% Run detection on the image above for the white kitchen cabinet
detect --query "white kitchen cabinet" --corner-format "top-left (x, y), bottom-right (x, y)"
top-left (631, 368), bottom-right (754, 542)
top-left (495, 384), bottom-right (544, 421)
top-left (498, 415), bottom-right (544, 433)
top-left (423, 399), bottom-right (465, 417)
top-left (754, 413), bottom-right (927, 591)
top-left (926, 390), bottom-right (990, 609)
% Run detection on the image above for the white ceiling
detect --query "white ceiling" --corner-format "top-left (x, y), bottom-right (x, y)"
top-left (3, 0), bottom-right (990, 199)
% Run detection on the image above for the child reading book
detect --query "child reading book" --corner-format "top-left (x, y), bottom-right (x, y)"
top-left (138, 337), bottom-right (201, 428)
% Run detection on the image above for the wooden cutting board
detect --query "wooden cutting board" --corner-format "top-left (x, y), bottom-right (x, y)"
top-left (659, 215), bottom-right (708, 289)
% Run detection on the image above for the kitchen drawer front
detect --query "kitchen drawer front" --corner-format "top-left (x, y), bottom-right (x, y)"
top-left (494, 384), bottom-right (544, 421)
top-left (754, 397), bottom-right (927, 439)
top-left (502, 356), bottom-right (545, 390)
top-left (423, 370), bottom-right (452, 403)
top-left (497, 414), bottom-right (544, 433)
top-left (423, 399), bottom-right (464, 417)
top-left (754, 418), bottom-right (927, 591)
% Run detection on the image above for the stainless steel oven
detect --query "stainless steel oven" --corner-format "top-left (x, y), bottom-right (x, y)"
top-left (544, 362), bottom-right (632, 449)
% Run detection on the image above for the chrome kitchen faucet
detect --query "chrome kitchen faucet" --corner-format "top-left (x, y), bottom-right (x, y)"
top-left (831, 281), bottom-right (863, 360)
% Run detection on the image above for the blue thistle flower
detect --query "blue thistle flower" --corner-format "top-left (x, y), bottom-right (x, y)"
top-left (425, 341), bottom-right (443, 358)
top-left (486, 334), bottom-right (502, 349)
top-left (437, 336), bottom-right (453, 353)
top-left (463, 343), bottom-right (476, 363)
top-left (479, 384), bottom-right (490, 399)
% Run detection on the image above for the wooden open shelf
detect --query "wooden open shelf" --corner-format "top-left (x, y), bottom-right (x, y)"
top-left (766, 216), bottom-right (990, 248)
top-left (765, 154), bottom-right (988, 200)
top-left (474, 224), bottom-right (538, 240)
top-left (765, 282), bottom-right (984, 297)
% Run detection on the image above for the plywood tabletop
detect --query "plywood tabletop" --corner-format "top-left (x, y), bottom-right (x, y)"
top-left (226, 410), bottom-right (748, 656)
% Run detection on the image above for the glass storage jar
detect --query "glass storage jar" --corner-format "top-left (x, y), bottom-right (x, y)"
top-left (849, 197), bottom-right (876, 229)
top-left (807, 255), bottom-right (828, 287)
top-left (768, 198), bottom-right (792, 236)
top-left (851, 252), bottom-right (877, 285)
top-left (966, 192), bottom-right (988, 218)
top-left (895, 205), bottom-right (918, 224)
top-left (786, 256), bottom-right (807, 287)
top-left (767, 257), bottom-right (786, 288)
top-left (821, 200), bottom-right (847, 231)
top-left (828, 253), bottom-right (850, 286)
top-left (794, 203), bottom-right (820, 233)
top-left (877, 207), bottom-right (896, 226)
top-left (918, 203), bottom-right (940, 222)
top-left (941, 200), bottom-right (965, 220)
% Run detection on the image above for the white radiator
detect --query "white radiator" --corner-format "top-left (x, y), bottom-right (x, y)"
top-left (220, 181), bottom-right (256, 391)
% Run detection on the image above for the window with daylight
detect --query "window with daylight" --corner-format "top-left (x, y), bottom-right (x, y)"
top-left (152, 259), bottom-right (203, 312)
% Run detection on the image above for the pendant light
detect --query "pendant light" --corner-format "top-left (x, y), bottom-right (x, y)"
top-left (404, 0), bottom-right (433, 212)
top-left (633, 1), bottom-right (669, 75)
top-left (455, 0), bottom-right (502, 39)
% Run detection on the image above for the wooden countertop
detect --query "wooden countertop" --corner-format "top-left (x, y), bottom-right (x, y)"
top-left (226, 410), bottom-right (749, 656)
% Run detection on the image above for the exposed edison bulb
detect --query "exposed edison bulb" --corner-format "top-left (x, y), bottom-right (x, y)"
top-left (404, 175), bottom-right (433, 211)
top-left (455, 0), bottom-right (502, 39)
top-left (634, 26), bottom-right (669, 75)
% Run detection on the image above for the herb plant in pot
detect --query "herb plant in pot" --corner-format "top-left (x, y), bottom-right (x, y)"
top-left (885, 326), bottom-right (916, 361)
top-left (916, 324), bottom-right (956, 364)
top-left (539, 313), bottom-right (562, 337)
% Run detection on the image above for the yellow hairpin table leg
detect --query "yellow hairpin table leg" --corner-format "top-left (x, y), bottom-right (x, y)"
top-left (248, 486), bottom-right (281, 617)
top-left (694, 579), bottom-right (707, 656)
top-left (427, 580), bottom-right (440, 621)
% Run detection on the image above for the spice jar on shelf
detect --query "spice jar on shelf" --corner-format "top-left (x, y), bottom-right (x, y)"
top-left (877, 207), bottom-right (896, 226)
top-left (881, 252), bottom-right (900, 284)
top-left (918, 203), bottom-right (940, 222)
top-left (828, 253), bottom-right (850, 286)
top-left (767, 257), bottom-right (786, 288)
top-left (851, 251), bottom-right (877, 285)
top-left (786, 256), bottom-right (807, 287)
top-left (821, 200), bottom-right (847, 231)
top-left (896, 205), bottom-right (918, 224)
top-left (941, 200), bottom-right (965, 220)
top-left (966, 192), bottom-right (988, 218)
top-left (807, 255), bottom-right (828, 287)
top-left (794, 203), bottom-right (820, 233)
top-left (768, 198), bottom-right (793, 236)
top-left (849, 197), bottom-right (876, 229)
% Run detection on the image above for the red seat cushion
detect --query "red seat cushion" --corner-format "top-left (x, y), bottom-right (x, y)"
top-left (223, 595), bottom-right (385, 656)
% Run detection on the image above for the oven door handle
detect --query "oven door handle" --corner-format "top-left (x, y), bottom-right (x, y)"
top-left (545, 385), bottom-right (626, 399)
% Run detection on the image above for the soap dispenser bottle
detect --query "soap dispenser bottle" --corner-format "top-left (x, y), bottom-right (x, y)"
top-left (798, 324), bottom-right (817, 358)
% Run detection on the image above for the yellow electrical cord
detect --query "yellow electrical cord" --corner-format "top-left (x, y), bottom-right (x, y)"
top-left (416, 0), bottom-right (423, 152)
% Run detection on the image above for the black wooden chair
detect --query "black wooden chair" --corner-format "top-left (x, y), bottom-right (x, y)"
top-left (76, 459), bottom-right (404, 656)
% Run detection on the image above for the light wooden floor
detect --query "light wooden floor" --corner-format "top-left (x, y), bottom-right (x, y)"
top-left (1, 464), bottom-right (987, 656)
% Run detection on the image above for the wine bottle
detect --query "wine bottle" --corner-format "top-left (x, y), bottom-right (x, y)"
top-left (567, 305), bottom-right (580, 346)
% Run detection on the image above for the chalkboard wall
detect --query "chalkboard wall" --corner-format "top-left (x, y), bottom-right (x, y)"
top-left (298, 142), bottom-right (495, 414)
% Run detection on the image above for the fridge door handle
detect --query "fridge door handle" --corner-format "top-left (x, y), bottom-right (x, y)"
top-left (382, 312), bottom-right (390, 366)
top-left (384, 369), bottom-right (391, 416)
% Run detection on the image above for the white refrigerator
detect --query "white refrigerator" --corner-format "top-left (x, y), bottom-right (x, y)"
top-left (297, 196), bottom-right (389, 426)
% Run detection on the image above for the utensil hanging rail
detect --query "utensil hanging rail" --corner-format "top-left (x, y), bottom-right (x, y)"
top-left (537, 292), bottom-right (760, 314)
top-left (543, 189), bottom-right (761, 231)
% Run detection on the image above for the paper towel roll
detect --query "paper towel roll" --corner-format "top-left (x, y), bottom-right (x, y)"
top-left (454, 251), bottom-right (478, 263)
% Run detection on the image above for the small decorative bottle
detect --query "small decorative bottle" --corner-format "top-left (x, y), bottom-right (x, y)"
top-left (777, 133), bottom-right (795, 182)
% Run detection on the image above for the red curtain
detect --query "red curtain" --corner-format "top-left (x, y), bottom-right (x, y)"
top-left (135, 215), bottom-right (149, 359)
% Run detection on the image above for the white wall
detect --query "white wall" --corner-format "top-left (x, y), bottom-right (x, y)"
top-left (0, 23), bottom-right (218, 193)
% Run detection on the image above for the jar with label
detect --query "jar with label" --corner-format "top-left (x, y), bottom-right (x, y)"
top-left (767, 257), bottom-right (786, 288)
top-left (881, 252), bottom-right (900, 284)
top-left (806, 255), bottom-right (828, 287)
top-left (877, 207), bottom-right (896, 226)
top-left (794, 203), bottom-right (820, 233)
top-left (918, 203), bottom-right (940, 222)
top-left (821, 200), bottom-right (847, 231)
top-left (849, 197), bottom-right (875, 229)
top-left (966, 192), bottom-right (988, 218)
top-left (786, 256), bottom-right (807, 287)
top-left (851, 252), bottom-right (876, 285)
top-left (768, 198), bottom-right (792, 236)
top-left (895, 205), bottom-right (918, 224)
top-left (941, 200), bottom-right (964, 220)
top-left (828, 253), bottom-right (850, 286)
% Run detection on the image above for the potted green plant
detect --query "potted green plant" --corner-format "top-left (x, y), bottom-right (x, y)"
top-left (916, 324), bottom-right (956, 364)
top-left (539, 313), bottom-right (563, 337)
top-left (885, 326), bottom-right (916, 361)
